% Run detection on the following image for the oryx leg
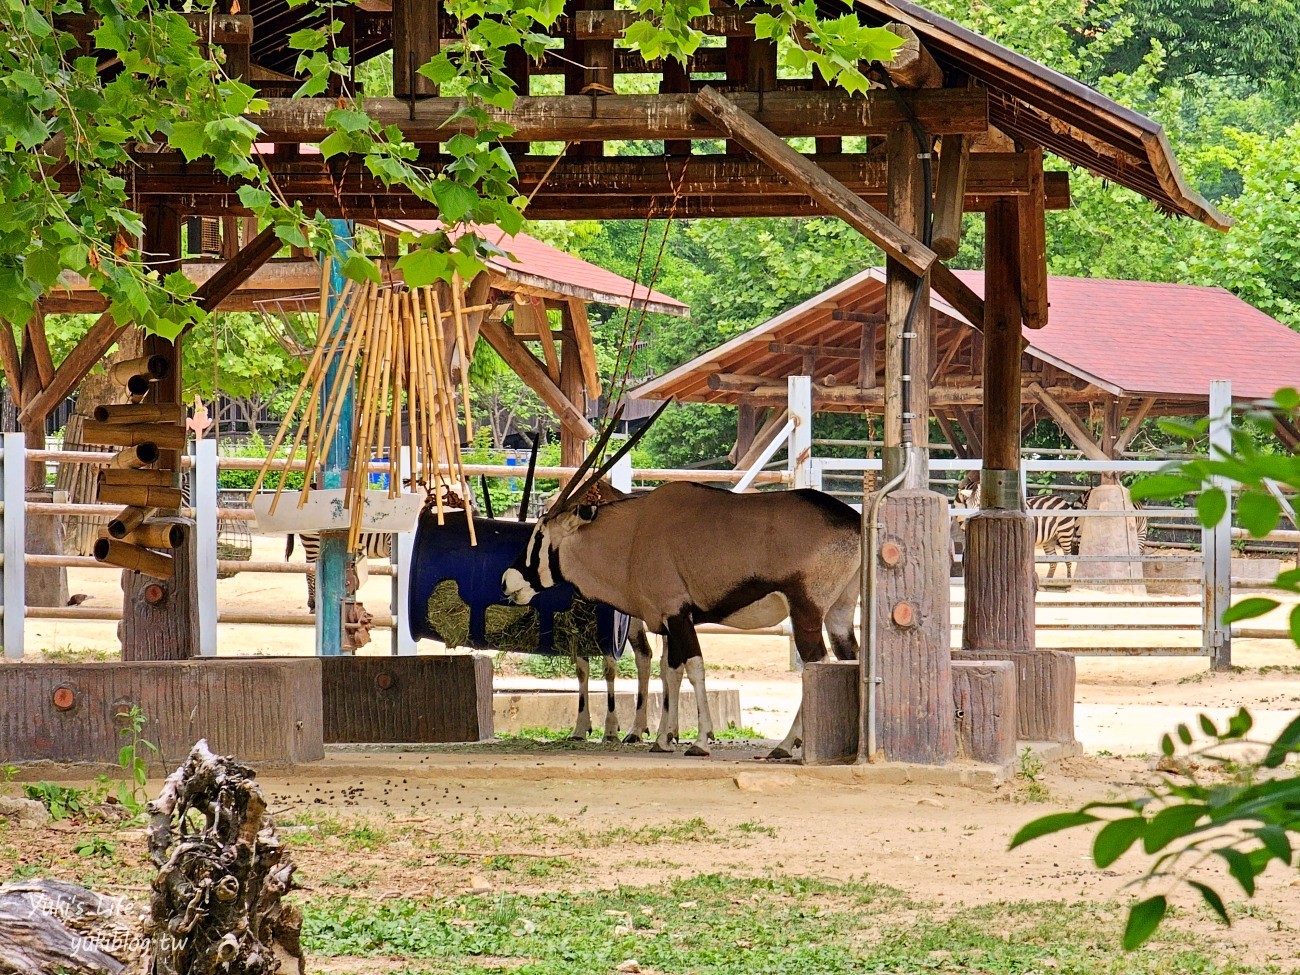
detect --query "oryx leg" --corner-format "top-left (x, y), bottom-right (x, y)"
top-left (601, 654), bottom-right (621, 742)
top-left (683, 655), bottom-right (715, 757)
top-left (571, 655), bottom-right (592, 740)
top-left (769, 601), bottom-right (829, 760)
top-left (623, 620), bottom-right (654, 743)
top-left (651, 613), bottom-right (695, 754)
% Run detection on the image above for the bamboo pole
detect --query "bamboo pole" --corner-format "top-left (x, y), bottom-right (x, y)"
top-left (98, 484), bottom-right (184, 508)
top-left (418, 286), bottom-right (452, 525)
top-left (428, 287), bottom-right (474, 544)
top-left (81, 421), bottom-right (185, 449)
top-left (99, 469), bottom-right (175, 488)
top-left (108, 444), bottom-right (161, 469)
top-left (92, 403), bottom-right (186, 424)
top-left (411, 288), bottom-right (443, 524)
top-left (107, 506), bottom-right (151, 539)
top-left (93, 538), bottom-right (174, 580)
top-left (450, 273), bottom-right (474, 442)
top-left (249, 277), bottom-right (356, 500)
top-left (109, 354), bottom-right (170, 385)
top-left (99, 521), bottom-right (186, 549)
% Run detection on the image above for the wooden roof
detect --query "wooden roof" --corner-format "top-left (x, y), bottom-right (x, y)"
top-left (632, 269), bottom-right (1296, 411)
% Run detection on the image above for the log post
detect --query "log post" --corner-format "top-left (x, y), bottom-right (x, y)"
top-left (874, 489), bottom-right (956, 764)
top-left (558, 313), bottom-right (588, 468)
top-left (393, 0), bottom-right (440, 98)
top-left (119, 517), bottom-right (199, 660)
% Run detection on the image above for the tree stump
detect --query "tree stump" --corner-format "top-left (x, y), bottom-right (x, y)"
top-left (0, 741), bottom-right (304, 975)
top-left (951, 660), bottom-right (1017, 765)
top-left (962, 509), bottom-right (1035, 653)
top-left (120, 518), bottom-right (199, 661)
top-left (800, 660), bottom-right (859, 764)
top-left (952, 649), bottom-right (1076, 743)
top-left (873, 489), bottom-right (956, 764)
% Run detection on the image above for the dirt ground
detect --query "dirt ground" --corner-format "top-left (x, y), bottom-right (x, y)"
top-left (10, 540), bottom-right (1300, 970)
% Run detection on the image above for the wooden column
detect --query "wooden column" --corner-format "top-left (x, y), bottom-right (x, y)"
top-left (393, 0), bottom-right (439, 98)
top-left (734, 403), bottom-right (760, 462)
top-left (874, 490), bottom-right (956, 764)
top-left (963, 201), bottom-right (1035, 655)
top-left (883, 125), bottom-right (929, 488)
top-left (125, 207), bottom-right (198, 662)
top-left (120, 518), bottom-right (199, 661)
top-left (558, 312), bottom-right (588, 468)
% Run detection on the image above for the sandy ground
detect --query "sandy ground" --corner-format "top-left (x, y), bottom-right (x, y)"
top-left (10, 541), bottom-right (1300, 968)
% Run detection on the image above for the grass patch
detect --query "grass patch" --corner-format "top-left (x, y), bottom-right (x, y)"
top-left (302, 874), bottom-right (1252, 975)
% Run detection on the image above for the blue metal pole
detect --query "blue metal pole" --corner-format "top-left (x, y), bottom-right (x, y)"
top-left (316, 220), bottom-right (355, 656)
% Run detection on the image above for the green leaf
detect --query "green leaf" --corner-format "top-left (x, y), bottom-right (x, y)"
top-left (1217, 847), bottom-right (1257, 896)
top-left (1189, 881), bottom-right (1229, 925)
top-left (1196, 487), bottom-right (1227, 528)
top-left (1123, 895), bottom-right (1167, 950)
top-left (1142, 804), bottom-right (1204, 854)
top-left (1176, 723), bottom-right (1193, 746)
top-left (1264, 713), bottom-right (1300, 768)
top-left (325, 108), bottom-right (373, 133)
top-left (1238, 491), bottom-right (1281, 537)
top-left (1223, 597), bottom-right (1280, 624)
top-left (1009, 811), bottom-right (1099, 849)
top-left (1254, 825), bottom-right (1292, 865)
top-left (1132, 473), bottom-right (1200, 502)
top-left (1160, 733), bottom-right (1175, 757)
top-left (1271, 387), bottom-right (1300, 411)
top-left (396, 249), bottom-right (449, 288)
top-left (342, 253), bottom-right (381, 284)
top-left (1291, 604), bottom-right (1300, 648)
top-left (1093, 817), bottom-right (1144, 868)
top-left (167, 120), bottom-right (209, 160)
top-left (431, 179), bottom-right (478, 223)
top-left (417, 52), bottom-right (459, 86)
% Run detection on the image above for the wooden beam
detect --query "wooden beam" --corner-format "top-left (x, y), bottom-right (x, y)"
top-left (564, 299), bottom-right (602, 400)
top-left (733, 382), bottom-right (1091, 408)
top-left (882, 22), bottom-right (944, 88)
top-left (478, 315), bottom-right (596, 441)
top-left (558, 324), bottom-right (588, 467)
top-left (17, 224), bottom-right (281, 428)
top-left (392, 0), bottom-right (440, 98)
top-left (695, 85), bottom-right (937, 277)
top-left (831, 310), bottom-right (887, 324)
top-left (732, 402), bottom-right (761, 463)
top-left (576, 7), bottom-right (757, 39)
top-left (0, 322), bottom-right (24, 408)
top-left (930, 263), bottom-right (985, 333)
top-left (769, 342), bottom-right (860, 359)
top-left (1017, 145), bottom-right (1049, 328)
top-left (1113, 396), bottom-right (1155, 454)
top-left (933, 411), bottom-right (968, 458)
top-left (953, 406), bottom-right (982, 457)
top-left (536, 320), bottom-right (561, 382)
top-left (857, 323), bottom-right (877, 390)
top-left (1027, 381), bottom-right (1108, 461)
top-left (932, 134), bottom-right (970, 260)
top-left (252, 89), bottom-right (990, 144)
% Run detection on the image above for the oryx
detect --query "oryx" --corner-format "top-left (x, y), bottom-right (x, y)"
top-left (502, 406), bottom-right (861, 759)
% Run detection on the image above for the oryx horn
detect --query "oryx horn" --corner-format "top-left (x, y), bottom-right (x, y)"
top-left (554, 403), bottom-right (626, 509)
top-left (563, 399), bottom-right (672, 507)
top-left (518, 432), bottom-right (540, 523)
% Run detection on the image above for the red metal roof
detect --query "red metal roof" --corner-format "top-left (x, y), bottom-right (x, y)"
top-left (634, 269), bottom-right (1300, 404)
top-left (382, 219), bottom-right (688, 317)
top-left (952, 272), bottom-right (1300, 400)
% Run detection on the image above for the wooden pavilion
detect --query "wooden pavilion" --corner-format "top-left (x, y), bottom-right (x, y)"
top-left (633, 271), bottom-right (1300, 463)
top-left (9, 0), bottom-right (1229, 764)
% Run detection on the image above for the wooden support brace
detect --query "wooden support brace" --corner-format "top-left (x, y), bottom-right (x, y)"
top-left (1027, 381), bottom-right (1108, 461)
top-left (478, 315), bottom-right (596, 440)
top-left (0, 323), bottom-right (23, 407)
top-left (1112, 396), bottom-right (1156, 455)
top-left (1017, 145), bottom-right (1049, 328)
top-left (733, 408), bottom-right (789, 471)
top-left (26, 311), bottom-right (55, 389)
top-left (931, 134), bottom-right (970, 260)
top-left (694, 85), bottom-right (937, 277)
top-left (564, 299), bottom-right (603, 400)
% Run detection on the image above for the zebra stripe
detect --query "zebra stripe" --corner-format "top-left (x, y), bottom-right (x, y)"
top-left (286, 531), bottom-right (392, 610)
top-left (1024, 494), bottom-right (1080, 580)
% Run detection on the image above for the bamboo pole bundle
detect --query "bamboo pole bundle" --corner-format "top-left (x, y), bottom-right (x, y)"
top-left (93, 538), bottom-right (174, 580)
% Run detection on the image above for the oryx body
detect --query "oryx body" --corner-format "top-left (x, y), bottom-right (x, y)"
top-left (503, 482), bottom-right (861, 757)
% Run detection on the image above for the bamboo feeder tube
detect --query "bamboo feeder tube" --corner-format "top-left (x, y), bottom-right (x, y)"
top-left (93, 538), bottom-right (174, 580)
top-left (81, 421), bottom-right (185, 449)
top-left (249, 277), bottom-right (357, 500)
top-left (125, 374), bottom-right (152, 397)
top-left (109, 354), bottom-right (170, 385)
top-left (98, 484), bottom-right (184, 509)
top-left (108, 444), bottom-right (161, 469)
top-left (450, 274), bottom-right (474, 443)
top-left (93, 403), bottom-right (186, 424)
top-left (99, 468), bottom-right (175, 488)
top-left (99, 521), bottom-right (185, 549)
top-left (108, 506), bottom-right (151, 539)
top-left (265, 282), bottom-right (365, 515)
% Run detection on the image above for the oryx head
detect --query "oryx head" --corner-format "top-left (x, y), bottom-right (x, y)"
top-left (501, 402), bottom-right (668, 605)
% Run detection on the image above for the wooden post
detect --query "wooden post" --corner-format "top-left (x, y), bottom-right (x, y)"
top-left (963, 201), bottom-right (1036, 655)
top-left (875, 490), bottom-right (956, 763)
top-left (119, 517), bottom-right (199, 660)
top-left (393, 0), bottom-right (439, 98)
top-left (558, 321), bottom-right (588, 468)
top-left (883, 125), bottom-right (930, 489)
top-left (734, 403), bottom-right (760, 462)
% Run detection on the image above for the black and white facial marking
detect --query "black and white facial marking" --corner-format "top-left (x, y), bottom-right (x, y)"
top-left (501, 504), bottom-right (599, 605)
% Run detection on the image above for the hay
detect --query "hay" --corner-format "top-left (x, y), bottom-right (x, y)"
top-left (426, 579), bottom-right (472, 648)
top-left (485, 603), bottom-right (540, 653)
top-left (554, 600), bottom-right (603, 659)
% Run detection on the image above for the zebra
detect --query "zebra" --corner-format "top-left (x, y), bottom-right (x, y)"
top-left (286, 531), bottom-right (392, 611)
top-left (954, 479), bottom-right (1081, 580)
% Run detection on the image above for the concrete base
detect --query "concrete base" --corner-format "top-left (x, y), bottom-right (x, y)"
top-left (0, 658), bottom-right (324, 766)
top-left (1077, 484), bottom-right (1145, 595)
top-left (493, 688), bottom-right (742, 736)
